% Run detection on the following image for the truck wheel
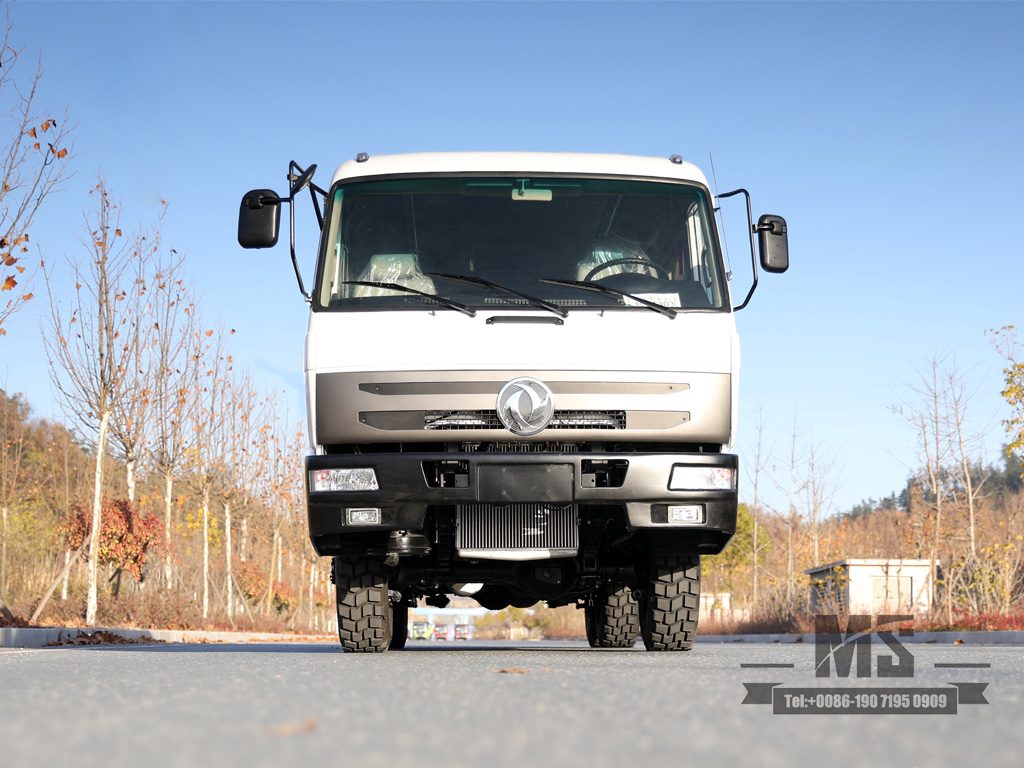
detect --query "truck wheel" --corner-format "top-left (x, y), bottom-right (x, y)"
top-left (334, 556), bottom-right (392, 653)
top-left (639, 553), bottom-right (700, 651)
top-left (584, 585), bottom-right (639, 648)
top-left (389, 600), bottom-right (409, 650)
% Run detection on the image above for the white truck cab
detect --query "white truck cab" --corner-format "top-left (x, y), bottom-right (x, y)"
top-left (239, 152), bottom-right (788, 652)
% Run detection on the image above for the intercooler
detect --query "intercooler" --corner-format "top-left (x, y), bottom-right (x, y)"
top-left (455, 504), bottom-right (579, 560)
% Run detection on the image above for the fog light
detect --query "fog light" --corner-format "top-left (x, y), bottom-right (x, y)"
top-left (668, 466), bottom-right (734, 491)
top-left (310, 468), bottom-right (379, 492)
top-left (346, 508), bottom-right (381, 525)
top-left (668, 505), bottom-right (703, 524)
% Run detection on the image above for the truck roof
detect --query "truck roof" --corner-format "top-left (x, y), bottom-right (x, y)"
top-left (330, 152), bottom-right (710, 187)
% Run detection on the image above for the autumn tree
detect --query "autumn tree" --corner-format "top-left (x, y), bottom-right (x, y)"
top-left (185, 325), bottom-right (232, 620)
top-left (0, 388), bottom-right (31, 605)
top-left (148, 261), bottom-right (196, 590)
top-left (44, 181), bottom-right (146, 624)
top-left (218, 367), bottom-right (257, 620)
top-left (991, 326), bottom-right (1024, 469)
top-left (0, 7), bottom-right (73, 334)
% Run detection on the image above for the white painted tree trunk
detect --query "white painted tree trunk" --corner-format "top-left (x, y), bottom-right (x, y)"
top-left (61, 548), bottom-right (70, 600)
top-left (163, 473), bottom-right (174, 590)
top-left (224, 501), bottom-right (233, 619)
top-left (240, 517), bottom-right (248, 561)
top-left (86, 410), bottom-right (111, 626)
top-left (1, 505), bottom-right (7, 599)
top-left (308, 561), bottom-right (315, 630)
top-left (125, 457), bottom-right (136, 504)
top-left (202, 486), bottom-right (210, 620)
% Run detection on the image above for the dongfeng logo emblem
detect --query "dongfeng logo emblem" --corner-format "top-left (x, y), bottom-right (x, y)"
top-left (497, 377), bottom-right (555, 436)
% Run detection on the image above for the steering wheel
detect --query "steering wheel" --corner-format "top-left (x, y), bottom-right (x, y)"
top-left (583, 258), bottom-right (670, 282)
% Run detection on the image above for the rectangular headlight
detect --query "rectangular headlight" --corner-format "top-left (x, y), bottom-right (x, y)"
top-left (346, 508), bottom-right (381, 525)
top-left (310, 468), bottom-right (379, 492)
top-left (669, 466), bottom-right (735, 491)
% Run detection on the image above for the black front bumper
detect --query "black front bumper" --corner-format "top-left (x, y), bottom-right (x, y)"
top-left (305, 451), bottom-right (737, 548)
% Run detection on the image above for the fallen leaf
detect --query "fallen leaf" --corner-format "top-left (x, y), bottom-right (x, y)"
top-left (269, 718), bottom-right (317, 736)
top-left (954, 639), bottom-right (964, 645)
top-left (492, 668), bottom-right (531, 674)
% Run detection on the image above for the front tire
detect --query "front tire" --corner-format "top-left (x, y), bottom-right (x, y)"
top-left (335, 556), bottom-right (392, 653)
top-left (584, 584), bottom-right (639, 648)
top-left (389, 601), bottom-right (409, 650)
top-left (639, 553), bottom-right (700, 651)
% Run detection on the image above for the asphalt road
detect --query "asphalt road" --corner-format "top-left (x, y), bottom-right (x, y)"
top-left (1, 639), bottom-right (1020, 767)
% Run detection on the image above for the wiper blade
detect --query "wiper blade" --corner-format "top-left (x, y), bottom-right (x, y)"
top-left (425, 273), bottom-right (567, 318)
top-left (538, 278), bottom-right (677, 319)
top-left (342, 281), bottom-right (476, 317)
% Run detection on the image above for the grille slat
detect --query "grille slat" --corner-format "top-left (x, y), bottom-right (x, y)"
top-left (426, 410), bottom-right (625, 431)
top-left (456, 504), bottom-right (579, 552)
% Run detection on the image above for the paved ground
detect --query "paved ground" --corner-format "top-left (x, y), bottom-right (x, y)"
top-left (1, 639), bottom-right (1020, 767)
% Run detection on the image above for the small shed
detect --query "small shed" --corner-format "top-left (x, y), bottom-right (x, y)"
top-left (805, 558), bottom-right (934, 617)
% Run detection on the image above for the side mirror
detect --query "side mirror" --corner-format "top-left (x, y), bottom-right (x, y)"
top-left (238, 189), bottom-right (282, 249)
top-left (757, 214), bottom-right (788, 273)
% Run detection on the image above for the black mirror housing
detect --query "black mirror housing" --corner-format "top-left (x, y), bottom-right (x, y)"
top-left (238, 189), bottom-right (282, 248)
top-left (757, 214), bottom-right (788, 273)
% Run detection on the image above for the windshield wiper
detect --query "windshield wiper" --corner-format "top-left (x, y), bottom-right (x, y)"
top-left (425, 273), bottom-right (567, 318)
top-left (342, 281), bottom-right (476, 317)
top-left (538, 278), bottom-right (677, 319)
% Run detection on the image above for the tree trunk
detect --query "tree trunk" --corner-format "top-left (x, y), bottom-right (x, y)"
top-left (86, 410), bottom-right (111, 626)
top-left (1, 505), bottom-right (7, 599)
top-left (202, 486), bottom-right (210, 621)
top-left (163, 473), bottom-right (174, 590)
top-left (263, 530), bottom-right (278, 616)
top-left (34, 539), bottom-right (89, 623)
top-left (240, 517), bottom-right (248, 561)
top-left (225, 501), bottom-right (233, 619)
top-left (308, 561), bottom-right (315, 630)
top-left (126, 457), bottom-right (136, 504)
top-left (61, 548), bottom-right (70, 600)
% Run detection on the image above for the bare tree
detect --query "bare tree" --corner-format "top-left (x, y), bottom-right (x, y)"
top-left (0, 8), bottom-right (73, 334)
top-left (220, 368), bottom-right (259, 620)
top-left (44, 181), bottom-right (143, 624)
top-left (799, 437), bottom-right (841, 565)
top-left (149, 263), bottom-right (196, 590)
top-left (186, 325), bottom-right (232, 620)
top-left (747, 408), bottom-right (772, 608)
top-left (894, 353), bottom-right (993, 617)
top-left (103, 224), bottom-right (165, 505)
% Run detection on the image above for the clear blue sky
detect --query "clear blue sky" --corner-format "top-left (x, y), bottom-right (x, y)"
top-left (2, 1), bottom-right (1021, 516)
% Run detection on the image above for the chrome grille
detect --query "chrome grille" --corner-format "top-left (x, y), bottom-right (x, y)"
top-left (425, 410), bottom-right (625, 430)
top-left (456, 504), bottom-right (579, 552)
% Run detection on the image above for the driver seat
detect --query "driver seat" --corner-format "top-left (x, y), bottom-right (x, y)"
top-left (351, 253), bottom-right (436, 297)
top-left (575, 235), bottom-right (658, 281)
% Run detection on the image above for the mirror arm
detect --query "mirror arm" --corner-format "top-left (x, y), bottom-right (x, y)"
top-left (308, 184), bottom-right (325, 229)
top-left (287, 194), bottom-right (310, 302)
top-left (717, 188), bottom-right (758, 311)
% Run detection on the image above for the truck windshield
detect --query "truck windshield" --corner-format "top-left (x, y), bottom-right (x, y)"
top-left (315, 176), bottom-right (727, 312)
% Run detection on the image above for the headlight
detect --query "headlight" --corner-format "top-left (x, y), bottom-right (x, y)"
top-left (310, 468), bottom-right (379, 492)
top-left (668, 466), bottom-right (735, 491)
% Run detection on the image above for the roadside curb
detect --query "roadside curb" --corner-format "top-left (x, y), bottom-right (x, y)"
top-left (0, 626), bottom-right (334, 649)
top-left (697, 630), bottom-right (1024, 645)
